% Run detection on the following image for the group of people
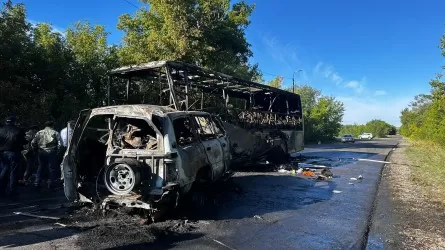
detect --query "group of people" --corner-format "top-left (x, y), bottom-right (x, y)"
top-left (0, 115), bottom-right (74, 199)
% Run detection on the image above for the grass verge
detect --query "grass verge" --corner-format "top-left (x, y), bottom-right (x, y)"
top-left (405, 140), bottom-right (445, 204)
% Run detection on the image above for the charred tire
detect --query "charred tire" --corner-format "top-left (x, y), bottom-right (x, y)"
top-left (104, 162), bottom-right (140, 195)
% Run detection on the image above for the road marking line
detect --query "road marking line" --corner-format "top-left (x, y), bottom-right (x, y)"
top-left (356, 158), bottom-right (391, 164)
top-left (13, 212), bottom-right (60, 220)
top-left (212, 239), bottom-right (235, 250)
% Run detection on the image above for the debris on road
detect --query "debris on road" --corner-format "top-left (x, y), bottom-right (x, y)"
top-left (276, 160), bottom-right (335, 181)
top-left (302, 170), bottom-right (315, 177)
top-left (321, 168), bottom-right (333, 177)
top-left (13, 211), bottom-right (60, 220)
top-left (254, 215), bottom-right (264, 220)
top-left (278, 169), bottom-right (290, 173)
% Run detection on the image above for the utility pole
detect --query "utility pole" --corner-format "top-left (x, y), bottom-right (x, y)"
top-left (292, 69), bottom-right (303, 93)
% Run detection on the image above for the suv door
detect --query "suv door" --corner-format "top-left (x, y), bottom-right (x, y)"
top-left (63, 109), bottom-right (91, 202)
top-left (172, 116), bottom-right (208, 182)
top-left (211, 115), bottom-right (231, 173)
top-left (192, 115), bottom-right (225, 179)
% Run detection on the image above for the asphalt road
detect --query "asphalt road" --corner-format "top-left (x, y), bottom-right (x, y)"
top-left (0, 137), bottom-right (399, 249)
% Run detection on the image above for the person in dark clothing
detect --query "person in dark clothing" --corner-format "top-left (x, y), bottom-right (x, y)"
top-left (20, 125), bottom-right (39, 185)
top-left (0, 115), bottom-right (25, 197)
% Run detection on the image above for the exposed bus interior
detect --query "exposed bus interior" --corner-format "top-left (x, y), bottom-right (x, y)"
top-left (108, 61), bottom-right (303, 131)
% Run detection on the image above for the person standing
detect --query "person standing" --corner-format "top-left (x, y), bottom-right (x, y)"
top-left (60, 120), bottom-right (74, 150)
top-left (20, 125), bottom-right (38, 185)
top-left (59, 120), bottom-right (74, 181)
top-left (0, 115), bottom-right (25, 197)
top-left (32, 121), bottom-right (63, 189)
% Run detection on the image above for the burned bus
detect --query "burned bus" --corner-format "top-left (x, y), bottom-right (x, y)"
top-left (107, 61), bottom-right (304, 165)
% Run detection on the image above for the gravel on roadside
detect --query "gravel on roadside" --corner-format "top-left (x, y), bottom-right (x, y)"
top-left (367, 140), bottom-right (445, 250)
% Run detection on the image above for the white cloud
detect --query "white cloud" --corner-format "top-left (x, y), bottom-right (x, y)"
top-left (262, 35), bottom-right (300, 71)
top-left (260, 37), bottom-right (386, 98)
top-left (331, 73), bottom-right (343, 85)
top-left (338, 96), bottom-right (412, 126)
top-left (346, 80), bottom-right (360, 90)
top-left (313, 61), bottom-right (347, 86)
top-left (345, 77), bottom-right (366, 93)
top-left (313, 62), bottom-right (323, 75)
top-left (374, 90), bottom-right (387, 96)
top-left (322, 66), bottom-right (333, 78)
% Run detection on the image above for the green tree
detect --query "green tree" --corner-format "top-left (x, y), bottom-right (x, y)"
top-left (400, 29), bottom-right (445, 144)
top-left (340, 120), bottom-right (395, 138)
top-left (339, 124), bottom-right (367, 137)
top-left (294, 85), bottom-right (321, 117)
top-left (309, 96), bottom-right (344, 141)
top-left (267, 76), bottom-right (283, 89)
top-left (400, 94), bottom-right (431, 137)
top-left (66, 21), bottom-right (118, 107)
top-left (364, 119), bottom-right (393, 138)
top-left (117, 0), bottom-right (260, 80)
top-left (0, 1), bottom-right (119, 127)
top-left (288, 85), bottom-right (344, 142)
top-left (31, 23), bottom-right (73, 123)
top-left (0, 1), bottom-right (49, 125)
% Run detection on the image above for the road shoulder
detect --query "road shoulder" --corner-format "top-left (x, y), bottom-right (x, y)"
top-left (367, 140), bottom-right (445, 250)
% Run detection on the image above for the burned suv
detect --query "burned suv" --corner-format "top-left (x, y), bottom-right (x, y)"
top-left (63, 105), bottom-right (231, 215)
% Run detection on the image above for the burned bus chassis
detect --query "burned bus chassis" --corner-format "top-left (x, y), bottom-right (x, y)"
top-left (108, 61), bottom-right (304, 164)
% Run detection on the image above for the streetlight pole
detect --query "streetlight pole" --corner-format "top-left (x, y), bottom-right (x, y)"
top-left (292, 69), bottom-right (303, 93)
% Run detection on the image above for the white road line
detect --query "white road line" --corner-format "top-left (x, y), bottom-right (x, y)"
top-left (356, 158), bottom-right (391, 164)
top-left (13, 212), bottom-right (60, 220)
top-left (212, 239), bottom-right (236, 250)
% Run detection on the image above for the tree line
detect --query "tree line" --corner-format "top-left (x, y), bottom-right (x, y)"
top-left (339, 120), bottom-right (397, 138)
top-left (0, 0), bottom-right (259, 128)
top-left (4, 0), bottom-right (396, 144)
top-left (400, 30), bottom-right (445, 145)
top-left (0, 0), bottom-right (347, 143)
top-left (269, 75), bottom-right (397, 140)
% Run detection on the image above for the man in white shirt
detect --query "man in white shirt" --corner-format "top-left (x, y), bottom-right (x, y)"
top-left (59, 121), bottom-right (74, 182)
top-left (60, 120), bottom-right (75, 148)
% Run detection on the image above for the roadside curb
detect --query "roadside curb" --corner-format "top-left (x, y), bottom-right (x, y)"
top-left (360, 141), bottom-right (400, 249)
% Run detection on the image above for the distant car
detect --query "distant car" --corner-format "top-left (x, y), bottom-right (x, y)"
top-left (341, 134), bottom-right (355, 143)
top-left (358, 133), bottom-right (373, 140)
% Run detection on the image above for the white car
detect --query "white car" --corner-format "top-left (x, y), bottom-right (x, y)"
top-left (358, 133), bottom-right (373, 140)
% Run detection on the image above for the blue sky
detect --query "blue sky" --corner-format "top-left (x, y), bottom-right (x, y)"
top-left (12, 0), bottom-right (445, 126)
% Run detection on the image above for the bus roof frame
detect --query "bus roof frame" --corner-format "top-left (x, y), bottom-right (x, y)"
top-left (109, 60), bottom-right (300, 99)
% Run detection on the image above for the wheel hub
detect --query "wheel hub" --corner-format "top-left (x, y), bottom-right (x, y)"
top-left (104, 163), bottom-right (140, 195)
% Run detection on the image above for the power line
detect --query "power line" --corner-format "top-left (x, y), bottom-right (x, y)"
top-left (122, 0), bottom-right (139, 9)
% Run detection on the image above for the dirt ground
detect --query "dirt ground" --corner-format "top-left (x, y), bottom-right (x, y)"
top-left (368, 140), bottom-right (445, 250)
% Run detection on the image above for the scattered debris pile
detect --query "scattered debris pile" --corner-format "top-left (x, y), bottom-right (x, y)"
top-left (277, 161), bottom-right (334, 181)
